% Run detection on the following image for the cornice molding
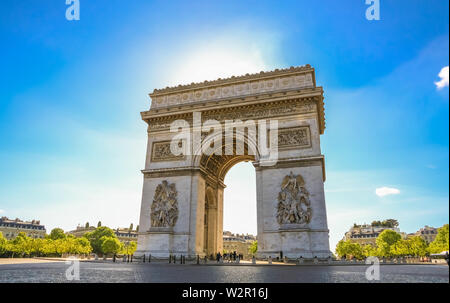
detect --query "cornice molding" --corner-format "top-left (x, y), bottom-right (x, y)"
top-left (151, 65), bottom-right (314, 95)
top-left (142, 95), bottom-right (325, 134)
top-left (149, 65), bottom-right (316, 109)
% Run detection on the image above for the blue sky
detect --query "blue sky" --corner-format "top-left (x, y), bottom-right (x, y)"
top-left (0, 0), bottom-right (448, 251)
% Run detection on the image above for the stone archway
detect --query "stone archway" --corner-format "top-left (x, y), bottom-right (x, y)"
top-left (197, 135), bottom-right (258, 257)
top-left (136, 65), bottom-right (331, 259)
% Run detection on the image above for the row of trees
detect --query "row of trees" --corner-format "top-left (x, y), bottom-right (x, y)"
top-left (0, 226), bottom-right (137, 258)
top-left (336, 224), bottom-right (449, 259)
top-left (0, 230), bottom-right (91, 257)
top-left (83, 226), bottom-right (137, 256)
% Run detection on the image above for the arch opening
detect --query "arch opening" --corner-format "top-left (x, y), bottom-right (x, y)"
top-left (222, 161), bottom-right (257, 259)
top-left (199, 137), bottom-right (257, 256)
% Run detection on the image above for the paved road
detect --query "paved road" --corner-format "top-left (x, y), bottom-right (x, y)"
top-left (0, 261), bottom-right (448, 283)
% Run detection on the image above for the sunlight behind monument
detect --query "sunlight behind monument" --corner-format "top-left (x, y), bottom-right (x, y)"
top-left (161, 32), bottom-right (279, 87)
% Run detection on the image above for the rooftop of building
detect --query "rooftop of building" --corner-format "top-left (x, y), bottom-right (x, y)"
top-left (223, 231), bottom-right (256, 241)
top-left (223, 236), bottom-right (248, 243)
top-left (151, 65), bottom-right (315, 96)
top-left (67, 223), bottom-right (139, 235)
top-left (0, 216), bottom-right (45, 230)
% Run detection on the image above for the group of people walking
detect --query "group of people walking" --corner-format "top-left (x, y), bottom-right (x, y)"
top-left (214, 251), bottom-right (243, 262)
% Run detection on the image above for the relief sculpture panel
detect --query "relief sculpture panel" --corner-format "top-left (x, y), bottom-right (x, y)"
top-left (150, 180), bottom-right (178, 228)
top-left (276, 172), bottom-right (312, 225)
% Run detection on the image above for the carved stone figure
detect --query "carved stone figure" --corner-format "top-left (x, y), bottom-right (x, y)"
top-left (151, 180), bottom-right (178, 227)
top-left (276, 172), bottom-right (312, 225)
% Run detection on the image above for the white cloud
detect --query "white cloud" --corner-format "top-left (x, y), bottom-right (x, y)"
top-left (0, 209), bottom-right (4, 214)
top-left (375, 186), bottom-right (400, 197)
top-left (435, 66), bottom-right (449, 89)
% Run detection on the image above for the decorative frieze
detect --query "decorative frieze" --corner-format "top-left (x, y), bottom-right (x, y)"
top-left (150, 67), bottom-right (315, 109)
top-left (146, 99), bottom-right (317, 133)
top-left (151, 140), bottom-right (185, 162)
top-left (277, 126), bottom-right (311, 150)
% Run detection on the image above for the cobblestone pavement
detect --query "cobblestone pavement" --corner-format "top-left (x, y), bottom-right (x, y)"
top-left (0, 261), bottom-right (448, 283)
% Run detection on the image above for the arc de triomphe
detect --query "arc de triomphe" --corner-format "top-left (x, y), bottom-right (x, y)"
top-left (136, 65), bottom-right (331, 259)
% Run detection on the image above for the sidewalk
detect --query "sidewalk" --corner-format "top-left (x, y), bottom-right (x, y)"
top-left (0, 258), bottom-right (67, 265)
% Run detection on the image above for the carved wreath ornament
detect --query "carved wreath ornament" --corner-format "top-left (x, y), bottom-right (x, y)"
top-left (150, 180), bottom-right (178, 228)
top-left (276, 172), bottom-right (312, 225)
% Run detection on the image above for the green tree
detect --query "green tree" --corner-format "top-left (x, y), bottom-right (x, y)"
top-left (49, 228), bottom-right (66, 240)
top-left (335, 240), bottom-right (348, 258)
top-left (249, 241), bottom-right (258, 255)
top-left (371, 219), bottom-right (399, 228)
top-left (75, 237), bottom-right (92, 255)
top-left (55, 238), bottom-right (70, 255)
top-left (385, 219), bottom-right (399, 228)
top-left (44, 239), bottom-right (57, 256)
top-left (30, 238), bottom-right (47, 257)
top-left (376, 230), bottom-right (402, 257)
top-left (0, 231), bottom-right (93, 257)
top-left (9, 232), bottom-right (33, 257)
top-left (100, 236), bottom-right (121, 255)
top-left (362, 244), bottom-right (377, 257)
top-left (408, 236), bottom-right (428, 257)
top-left (391, 236), bottom-right (428, 257)
top-left (85, 222), bottom-right (90, 228)
top-left (97, 221), bottom-right (102, 227)
top-left (121, 241), bottom-right (137, 255)
top-left (84, 226), bottom-right (117, 255)
top-left (336, 240), bottom-right (364, 259)
top-left (391, 239), bottom-right (410, 257)
top-left (0, 232), bottom-right (7, 256)
top-left (428, 224), bottom-right (449, 254)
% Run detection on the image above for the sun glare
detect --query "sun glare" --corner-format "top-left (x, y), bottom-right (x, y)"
top-left (163, 32), bottom-right (280, 87)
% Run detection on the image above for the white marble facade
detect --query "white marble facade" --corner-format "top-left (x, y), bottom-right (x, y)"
top-left (135, 65), bottom-right (331, 259)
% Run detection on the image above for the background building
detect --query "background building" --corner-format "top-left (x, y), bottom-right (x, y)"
top-left (0, 216), bottom-right (46, 240)
top-left (409, 225), bottom-right (438, 243)
top-left (67, 222), bottom-right (138, 244)
top-left (114, 227), bottom-right (138, 244)
top-left (344, 221), bottom-right (406, 246)
top-left (222, 231), bottom-right (256, 259)
top-left (67, 224), bottom-right (96, 238)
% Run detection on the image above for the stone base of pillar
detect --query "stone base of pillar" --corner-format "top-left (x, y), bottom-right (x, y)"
top-left (256, 230), bottom-right (332, 260)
